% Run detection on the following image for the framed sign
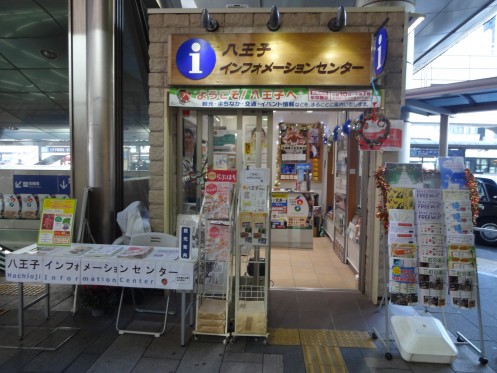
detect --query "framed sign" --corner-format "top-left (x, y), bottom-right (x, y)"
top-left (169, 33), bottom-right (372, 86)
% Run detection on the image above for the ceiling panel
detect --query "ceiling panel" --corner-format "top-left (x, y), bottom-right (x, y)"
top-left (0, 37), bottom-right (67, 69)
top-left (0, 70), bottom-right (37, 93)
top-left (0, 92), bottom-right (67, 124)
top-left (21, 69), bottom-right (68, 92)
top-left (0, 0), bottom-right (66, 38)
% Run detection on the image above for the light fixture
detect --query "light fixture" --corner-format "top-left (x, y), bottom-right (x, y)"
top-left (328, 6), bottom-right (347, 32)
top-left (40, 48), bottom-right (59, 60)
top-left (201, 8), bottom-right (218, 32)
top-left (267, 5), bottom-right (280, 32)
top-left (408, 13), bottom-right (425, 33)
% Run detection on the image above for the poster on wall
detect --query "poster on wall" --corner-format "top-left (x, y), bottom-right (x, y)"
top-left (280, 123), bottom-right (308, 162)
top-left (244, 125), bottom-right (267, 164)
top-left (277, 122), bottom-right (323, 183)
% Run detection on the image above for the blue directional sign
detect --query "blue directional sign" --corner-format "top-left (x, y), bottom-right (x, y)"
top-left (13, 175), bottom-right (71, 195)
top-left (374, 27), bottom-right (388, 77)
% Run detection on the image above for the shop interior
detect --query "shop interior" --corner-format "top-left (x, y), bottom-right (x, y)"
top-left (179, 109), bottom-right (360, 291)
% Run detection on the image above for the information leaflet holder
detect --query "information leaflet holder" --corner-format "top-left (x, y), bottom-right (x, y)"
top-left (232, 168), bottom-right (270, 344)
top-left (193, 180), bottom-right (235, 344)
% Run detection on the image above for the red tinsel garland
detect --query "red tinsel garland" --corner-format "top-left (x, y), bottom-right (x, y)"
top-left (464, 168), bottom-right (479, 225)
top-left (374, 165), bottom-right (390, 232)
top-left (374, 166), bottom-right (480, 232)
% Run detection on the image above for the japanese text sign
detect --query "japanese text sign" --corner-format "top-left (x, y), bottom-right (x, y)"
top-left (169, 33), bottom-right (372, 86)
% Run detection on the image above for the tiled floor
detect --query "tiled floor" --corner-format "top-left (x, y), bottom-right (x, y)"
top-left (1, 238), bottom-right (496, 372)
top-left (270, 237), bottom-right (357, 289)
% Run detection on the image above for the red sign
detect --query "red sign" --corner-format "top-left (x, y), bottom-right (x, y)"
top-left (206, 169), bottom-right (237, 183)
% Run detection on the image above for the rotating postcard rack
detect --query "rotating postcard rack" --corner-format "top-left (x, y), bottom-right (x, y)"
top-left (193, 181), bottom-right (235, 344)
top-left (372, 162), bottom-right (487, 365)
top-left (232, 168), bottom-right (271, 344)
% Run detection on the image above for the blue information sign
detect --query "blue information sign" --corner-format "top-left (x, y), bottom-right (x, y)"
top-left (13, 175), bottom-right (71, 195)
top-left (374, 27), bottom-right (388, 77)
top-left (180, 226), bottom-right (192, 259)
top-left (176, 38), bottom-right (217, 80)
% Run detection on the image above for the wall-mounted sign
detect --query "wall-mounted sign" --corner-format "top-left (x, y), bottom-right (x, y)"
top-left (373, 27), bottom-right (388, 77)
top-left (13, 175), bottom-right (70, 195)
top-left (169, 33), bottom-right (372, 86)
top-left (170, 88), bottom-right (378, 109)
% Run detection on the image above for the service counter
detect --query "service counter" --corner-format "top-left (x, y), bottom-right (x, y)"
top-left (270, 191), bottom-right (317, 249)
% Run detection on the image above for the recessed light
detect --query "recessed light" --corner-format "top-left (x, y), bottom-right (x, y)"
top-left (40, 48), bottom-right (59, 60)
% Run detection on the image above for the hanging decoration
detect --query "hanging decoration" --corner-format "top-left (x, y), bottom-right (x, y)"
top-left (464, 169), bottom-right (479, 225)
top-left (341, 119), bottom-right (351, 136)
top-left (352, 110), bottom-right (391, 150)
top-left (374, 165), bottom-right (390, 232)
top-left (351, 78), bottom-right (390, 150)
top-left (332, 125), bottom-right (340, 142)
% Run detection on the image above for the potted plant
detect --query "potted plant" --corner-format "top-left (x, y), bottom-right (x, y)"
top-left (79, 285), bottom-right (118, 315)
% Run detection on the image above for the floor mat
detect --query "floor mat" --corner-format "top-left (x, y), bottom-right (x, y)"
top-left (0, 284), bottom-right (45, 296)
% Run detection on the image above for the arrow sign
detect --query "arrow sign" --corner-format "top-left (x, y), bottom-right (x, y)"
top-left (13, 175), bottom-right (71, 195)
top-left (60, 179), bottom-right (68, 190)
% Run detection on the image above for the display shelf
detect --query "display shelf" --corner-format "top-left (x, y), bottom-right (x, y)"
top-left (193, 182), bottom-right (235, 344)
top-left (233, 169), bottom-right (270, 343)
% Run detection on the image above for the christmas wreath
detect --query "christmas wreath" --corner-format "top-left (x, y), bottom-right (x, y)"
top-left (353, 111), bottom-right (391, 150)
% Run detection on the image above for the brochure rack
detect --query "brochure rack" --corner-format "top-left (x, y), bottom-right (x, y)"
top-left (372, 163), bottom-right (488, 365)
top-left (232, 169), bottom-right (271, 344)
top-left (193, 182), bottom-right (235, 344)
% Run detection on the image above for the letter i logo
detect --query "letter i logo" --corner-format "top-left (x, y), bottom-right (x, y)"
top-left (189, 42), bottom-right (202, 74)
top-left (177, 38), bottom-right (216, 80)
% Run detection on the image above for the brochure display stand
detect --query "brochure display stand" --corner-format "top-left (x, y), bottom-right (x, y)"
top-left (193, 181), bottom-right (235, 344)
top-left (372, 161), bottom-right (488, 365)
top-left (232, 169), bottom-right (270, 344)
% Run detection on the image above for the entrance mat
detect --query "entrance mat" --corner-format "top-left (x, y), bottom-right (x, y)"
top-left (0, 326), bottom-right (79, 350)
top-left (299, 328), bottom-right (337, 346)
top-left (334, 330), bottom-right (376, 349)
top-left (302, 345), bottom-right (347, 373)
top-left (268, 328), bottom-right (300, 345)
top-left (0, 284), bottom-right (45, 296)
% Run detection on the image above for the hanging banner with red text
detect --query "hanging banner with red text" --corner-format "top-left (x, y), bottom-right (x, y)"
top-left (170, 88), bottom-right (380, 110)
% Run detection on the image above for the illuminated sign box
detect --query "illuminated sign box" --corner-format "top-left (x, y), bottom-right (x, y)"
top-left (169, 33), bottom-right (372, 86)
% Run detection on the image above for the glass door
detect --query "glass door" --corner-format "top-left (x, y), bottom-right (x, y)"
top-left (177, 110), bottom-right (272, 215)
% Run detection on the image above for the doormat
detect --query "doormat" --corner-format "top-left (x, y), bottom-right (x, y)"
top-left (0, 284), bottom-right (45, 296)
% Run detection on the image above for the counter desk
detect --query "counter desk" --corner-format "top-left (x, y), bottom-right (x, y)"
top-left (271, 191), bottom-right (317, 249)
top-left (5, 244), bottom-right (198, 346)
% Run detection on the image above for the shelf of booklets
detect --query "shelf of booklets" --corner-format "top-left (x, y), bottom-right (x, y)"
top-left (373, 175), bottom-right (488, 364)
top-left (232, 175), bottom-right (270, 344)
top-left (193, 182), bottom-right (235, 344)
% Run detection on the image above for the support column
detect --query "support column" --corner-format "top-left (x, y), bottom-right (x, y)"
top-left (70, 0), bottom-right (117, 244)
top-left (439, 114), bottom-right (449, 157)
